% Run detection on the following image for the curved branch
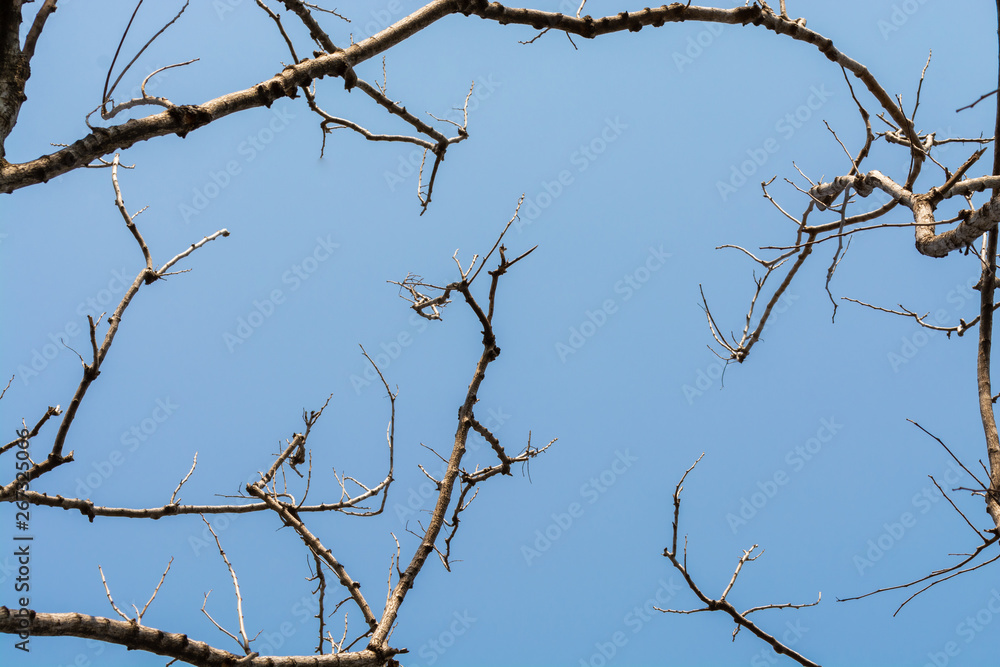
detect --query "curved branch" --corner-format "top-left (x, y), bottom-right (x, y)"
top-left (454, 1), bottom-right (921, 155)
top-left (3, 1), bottom-right (925, 200)
top-left (0, 0), bottom-right (456, 193)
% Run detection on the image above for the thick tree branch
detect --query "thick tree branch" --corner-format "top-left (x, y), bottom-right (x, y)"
top-left (0, 607), bottom-right (385, 667)
top-left (0, 0), bottom-right (27, 162)
top-left (21, 0), bottom-right (57, 62)
top-left (983, 0), bottom-right (1000, 530)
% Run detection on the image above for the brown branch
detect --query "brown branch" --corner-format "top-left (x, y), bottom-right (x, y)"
top-left (2, 1), bottom-right (927, 205)
top-left (372, 278), bottom-right (498, 642)
top-left (46, 227), bottom-right (222, 464)
top-left (0, 191), bottom-right (226, 499)
top-left (907, 419), bottom-right (987, 489)
top-left (453, 1), bottom-right (921, 155)
top-left (662, 456), bottom-right (821, 667)
top-left (200, 518), bottom-right (253, 654)
top-left (838, 535), bottom-right (1000, 614)
top-left (0, 606), bottom-right (385, 667)
top-left (99, 558), bottom-right (173, 624)
top-left (369, 227), bottom-right (548, 648)
top-left (704, 233), bottom-right (814, 364)
top-left (809, 169), bottom-right (1000, 258)
top-left (169, 454), bottom-right (198, 505)
top-left (842, 297), bottom-right (980, 338)
top-left (97, 566), bottom-right (131, 622)
top-left (958, 88), bottom-right (999, 112)
top-left (21, 0), bottom-right (57, 62)
top-left (101, 58), bottom-right (200, 120)
top-left (101, 1), bottom-right (190, 115)
top-left (0, 0), bottom-right (457, 193)
top-left (983, 0), bottom-right (1000, 531)
top-left (112, 154), bottom-right (153, 272)
top-left (309, 554), bottom-right (329, 654)
top-left (6, 490), bottom-right (396, 520)
top-left (0, 1), bottom-right (30, 162)
top-left (927, 475), bottom-right (983, 541)
top-left (0, 405), bottom-right (60, 456)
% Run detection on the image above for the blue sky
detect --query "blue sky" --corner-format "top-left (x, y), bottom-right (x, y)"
top-left (2, 1), bottom-right (999, 665)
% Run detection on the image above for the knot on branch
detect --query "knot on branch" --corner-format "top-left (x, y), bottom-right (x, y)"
top-left (617, 12), bottom-right (642, 33)
top-left (740, 5), bottom-right (765, 26)
top-left (455, 0), bottom-right (489, 18)
top-left (166, 105), bottom-right (213, 138)
top-left (254, 83), bottom-right (279, 108)
top-left (278, 65), bottom-right (302, 99)
top-left (853, 174), bottom-right (875, 197)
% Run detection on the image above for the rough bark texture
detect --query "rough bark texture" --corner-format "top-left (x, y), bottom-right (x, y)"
top-left (0, 0), bottom-right (28, 162)
top-left (0, 607), bottom-right (385, 667)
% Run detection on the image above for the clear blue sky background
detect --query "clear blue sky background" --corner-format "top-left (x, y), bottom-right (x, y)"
top-left (2, 1), bottom-right (999, 665)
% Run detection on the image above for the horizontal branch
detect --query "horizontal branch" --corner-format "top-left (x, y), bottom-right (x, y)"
top-left (3, 489), bottom-right (380, 520)
top-left (454, 0), bottom-right (920, 151)
top-left (0, 607), bottom-right (385, 667)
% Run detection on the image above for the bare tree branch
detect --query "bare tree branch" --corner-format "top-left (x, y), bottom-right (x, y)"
top-left (662, 456), bottom-right (821, 667)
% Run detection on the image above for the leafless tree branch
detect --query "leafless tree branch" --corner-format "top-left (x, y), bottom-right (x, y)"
top-left (661, 456), bottom-right (821, 667)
